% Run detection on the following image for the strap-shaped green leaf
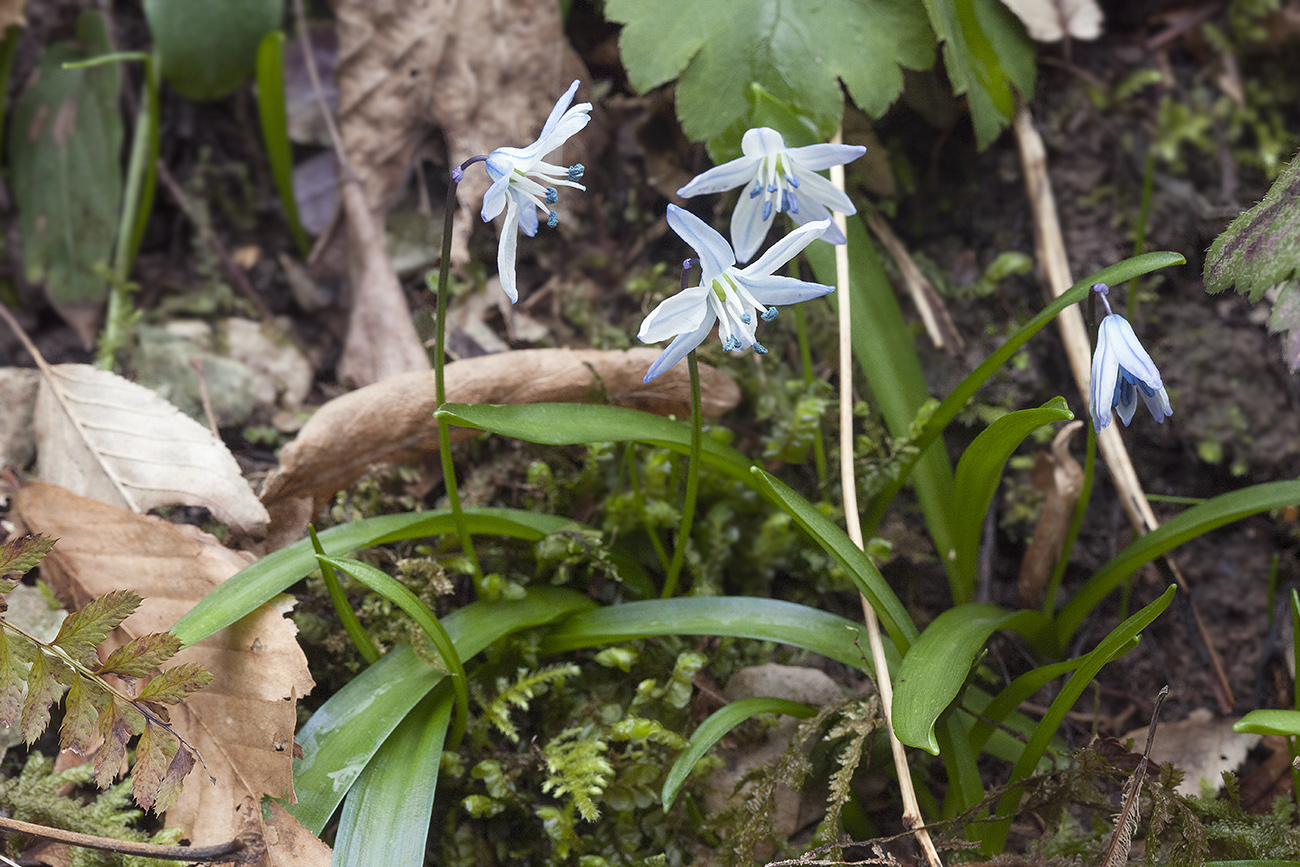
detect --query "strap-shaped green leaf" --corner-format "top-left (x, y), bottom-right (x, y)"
top-left (1233, 709), bottom-right (1300, 737)
top-left (255, 31), bottom-right (310, 256)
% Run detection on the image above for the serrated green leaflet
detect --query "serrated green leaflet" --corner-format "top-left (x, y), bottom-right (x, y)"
top-left (606, 0), bottom-right (934, 153)
top-left (1205, 150), bottom-right (1300, 302)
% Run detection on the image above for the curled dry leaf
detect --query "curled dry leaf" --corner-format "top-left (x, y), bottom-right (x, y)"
top-left (260, 348), bottom-right (740, 535)
top-left (12, 482), bottom-right (314, 852)
top-left (1000, 0), bottom-right (1104, 42)
top-left (34, 363), bottom-right (269, 534)
top-left (1017, 420), bottom-right (1083, 607)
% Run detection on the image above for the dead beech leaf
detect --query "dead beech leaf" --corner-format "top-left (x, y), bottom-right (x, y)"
top-left (12, 483), bottom-right (314, 850)
top-left (1017, 420), bottom-right (1084, 607)
top-left (33, 363), bottom-right (269, 534)
top-left (1121, 707), bottom-right (1259, 797)
top-left (261, 347), bottom-right (739, 517)
top-left (1000, 0), bottom-right (1103, 42)
top-left (0, 0), bottom-right (29, 32)
top-left (263, 800), bottom-right (332, 866)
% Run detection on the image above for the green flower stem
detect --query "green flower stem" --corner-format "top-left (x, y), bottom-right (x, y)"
top-left (309, 525), bottom-right (380, 664)
top-left (661, 350), bottom-right (702, 598)
top-left (794, 299), bottom-right (828, 484)
top-left (432, 170), bottom-right (481, 581)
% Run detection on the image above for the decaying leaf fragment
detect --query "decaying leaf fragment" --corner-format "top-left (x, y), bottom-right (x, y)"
top-left (12, 483), bottom-right (314, 847)
top-left (1000, 0), bottom-right (1104, 42)
top-left (34, 363), bottom-right (270, 534)
top-left (1017, 420), bottom-right (1084, 607)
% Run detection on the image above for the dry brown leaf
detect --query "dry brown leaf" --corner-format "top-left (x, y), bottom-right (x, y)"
top-left (0, 0), bottom-right (29, 34)
top-left (12, 482), bottom-right (314, 852)
top-left (1000, 0), bottom-right (1103, 42)
top-left (260, 347), bottom-right (740, 522)
top-left (1121, 707), bottom-right (1259, 797)
top-left (263, 800), bottom-right (333, 866)
top-left (33, 363), bottom-right (269, 534)
top-left (1017, 420), bottom-right (1084, 607)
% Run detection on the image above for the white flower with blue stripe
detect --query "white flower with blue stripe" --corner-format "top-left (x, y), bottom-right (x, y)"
top-left (638, 205), bottom-right (834, 382)
top-left (677, 127), bottom-right (865, 263)
top-left (469, 80), bottom-right (591, 303)
top-left (1089, 283), bottom-right (1172, 431)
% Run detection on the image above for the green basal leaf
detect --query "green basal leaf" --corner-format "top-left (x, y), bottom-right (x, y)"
top-left (747, 467), bottom-right (918, 651)
top-left (893, 603), bottom-right (1046, 754)
top-left (143, 0), bottom-right (284, 101)
top-left (1205, 149), bottom-right (1300, 303)
top-left (708, 83), bottom-right (823, 163)
top-left (1233, 709), bottom-right (1300, 737)
top-left (920, 0), bottom-right (1035, 150)
top-left (333, 687), bottom-right (453, 866)
top-left (1056, 479), bottom-right (1300, 648)
top-left (949, 398), bottom-right (1073, 603)
top-left (436, 403), bottom-right (758, 487)
top-left (606, 0), bottom-right (934, 155)
top-left (171, 508), bottom-right (582, 647)
top-left (804, 214), bottom-right (959, 596)
top-left (255, 31), bottom-right (311, 256)
top-left (10, 10), bottom-right (122, 344)
top-left (538, 596), bottom-right (900, 676)
top-left (288, 587), bottom-right (596, 834)
top-left (980, 585), bottom-right (1175, 854)
top-left (662, 696), bottom-right (814, 810)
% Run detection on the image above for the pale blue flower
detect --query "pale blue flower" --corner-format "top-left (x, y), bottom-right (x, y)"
top-left (476, 80), bottom-right (591, 303)
top-left (677, 127), bottom-right (865, 263)
top-left (638, 205), bottom-right (834, 382)
top-left (1089, 283), bottom-right (1172, 431)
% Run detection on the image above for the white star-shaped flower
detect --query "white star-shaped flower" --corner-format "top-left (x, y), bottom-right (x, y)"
top-left (1089, 283), bottom-right (1172, 431)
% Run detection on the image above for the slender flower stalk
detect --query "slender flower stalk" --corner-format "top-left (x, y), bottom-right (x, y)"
top-left (662, 343), bottom-right (702, 599)
top-left (677, 127), bottom-right (865, 262)
top-left (1088, 282), bottom-right (1172, 432)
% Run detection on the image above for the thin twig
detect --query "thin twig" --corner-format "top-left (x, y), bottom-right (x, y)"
top-left (191, 358), bottom-right (220, 437)
top-left (0, 815), bottom-right (264, 863)
top-left (866, 211), bottom-right (963, 354)
top-left (154, 159), bottom-right (272, 319)
top-left (830, 136), bottom-right (943, 867)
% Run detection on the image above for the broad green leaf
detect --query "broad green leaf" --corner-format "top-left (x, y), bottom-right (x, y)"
top-left (334, 687), bottom-right (453, 866)
top-left (255, 31), bottom-right (311, 256)
top-left (893, 603), bottom-right (1046, 754)
top-left (1056, 479), bottom-right (1300, 648)
top-left (1233, 709), bottom-right (1300, 737)
top-left (708, 83), bottom-right (824, 163)
top-left (862, 251), bottom-right (1186, 537)
top-left (538, 596), bottom-right (900, 677)
top-left (662, 697), bottom-right (814, 810)
top-left (318, 555), bottom-right (469, 747)
top-left (171, 508), bottom-right (581, 647)
top-left (437, 403), bottom-right (758, 486)
top-left (748, 467), bottom-right (918, 650)
top-left (920, 0), bottom-right (1035, 150)
top-left (288, 588), bottom-right (595, 834)
top-left (144, 0), bottom-right (284, 101)
top-left (9, 11), bottom-right (122, 344)
top-left (1205, 150), bottom-right (1300, 302)
top-left (949, 398), bottom-right (1073, 602)
top-left (980, 585), bottom-right (1175, 854)
top-left (804, 216), bottom-right (958, 595)
top-left (606, 0), bottom-right (935, 154)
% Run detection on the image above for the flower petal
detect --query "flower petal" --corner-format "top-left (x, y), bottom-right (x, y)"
top-left (643, 315), bottom-right (716, 383)
top-left (741, 127), bottom-right (785, 157)
top-left (738, 219), bottom-right (832, 278)
top-left (736, 273), bottom-right (834, 306)
top-left (730, 183), bottom-right (773, 263)
top-left (519, 200), bottom-right (539, 237)
top-left (667, 204), bottom-right (735, 280)
top-left (1140, 382), bottom-right (1173, 423)
top-left (791, 166), bottom-right (856, 215)
top-left (1089, 331), bottom-right (1119, 431)
top-left (677, 155), bottom-right (762, 197)
top-left (786, 198), bottom-right (846, 245)
top-left (481, 175), bottom-right (511, 222)
top-left (539, 80), bottom-right (581, 140)
top-left (638, 285), bottom-right (712, 343)
top-left (497, 197), bottom-right (522, 303)
top-left (1099, 315), bottom-right (1162, 387)
top-left (786, 142), bottom-right (866, 171)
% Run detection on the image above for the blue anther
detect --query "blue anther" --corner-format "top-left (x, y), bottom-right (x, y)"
top-left (749, 179), bottom-right (763, 199)
top-left (451, 167), bottom-right (465, 183)
top-left (752, 341), bottom-right (768, 355)
top-left (722, 336), bottom-right (740, 352)
top-left (762, 201), bottom-right (773, 221)
top-left (547, 210), bottom-right (559, 228)
top-left (787, 174), bottom-right (799, 188)
top-left (783, 191), bottom-right (799, 215)
top-left (568, 164), bottom-right (585, 181)
top-left (761, 307), bottom-right (778, 322)
top-left (740, 313), bottom-right (751, 325)
top-left (767, 183), bottom-right (778, 194)
top-left (545, 187), bottom-right (559, 204)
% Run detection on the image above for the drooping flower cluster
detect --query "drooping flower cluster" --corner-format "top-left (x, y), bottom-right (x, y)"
top-left (1089, 282), bottom-right (1172, 431)
top-left (637, 205), bottom-right (834, 382)
top-left (470, 80), bottom-right (591, 303)
top-left (677, 127), bottom-right (866, 262)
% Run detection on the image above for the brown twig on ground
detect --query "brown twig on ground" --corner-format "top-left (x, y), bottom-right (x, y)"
top-left (154, 160), bottom-right (272, 320)
top-left (866, 210), bottom-right (963, 355)
top-left (1012, 102), bottom-right (1234, 711)
top-left (0, 815), bottom-right (264, 863)
top-left (190, 358), bottom-right (220, 437)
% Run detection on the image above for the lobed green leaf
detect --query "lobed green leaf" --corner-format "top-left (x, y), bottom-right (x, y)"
top-left (1205, 150), bottom-right (1300, 302)
top-left (61, 676), bottom-right (106, 755)
top-left (0, 630), bottom-right (26, 725)
top-left (95, 698), bottom-right (145, 789)
top-left (132, 723), bottom-right (176, 812)
top-left (143, 0), bottom-right (283, 101)
top-left (54, 590), bottom-right (141, 670)
top-left (0, 534), bottom-right (57, 577)
top-left (136, 662), bottom-right (214, 704)
top-left (21, 653), bottom-right (65, 746)
top-left (97, 632), bottom-right (183, 679)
